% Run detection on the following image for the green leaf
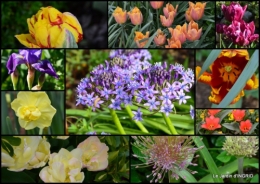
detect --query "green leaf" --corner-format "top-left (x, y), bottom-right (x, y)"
top-left (222, 122), bottom-right (240, 133)
top-left (1, 168), bottom-right (35, 183)
top-left (176, 169), bottom-right (198, 182)
top-left (94, 171), bottom-right (107, 182)
top-left (193, 136), bottom-right (224, 182)
top-left (1, 140), bottom-right (14, 157)
top-left (216, 110), bottom-right (232, 122)
top-left (250, 174), bottom-right (259, 183)
top-left (248, 123), bottom-right (259, 134)
top-left (217, 50), bottom-right (259, 107)
top-left (248, 163), bottom-right (259, 169)
top-left (197, 50), bottom-right (222, 81)
top-left (216, 151), bottom-right (232, 163)
top-left (62, 29), bottom-right (78, 48)
top-left (132, 144), bottom-right (146, 163)
top-left (2, 136), bottom-right (21, 146)
top-left (108, 150), bottom-right (119, 163)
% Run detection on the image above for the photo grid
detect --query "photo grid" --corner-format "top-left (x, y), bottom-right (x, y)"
top-left (1, 1), bottom-right (259, 183)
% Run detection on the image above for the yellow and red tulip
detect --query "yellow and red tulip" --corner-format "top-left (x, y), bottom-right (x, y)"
top-left (15, 6), bottom-right (83, 48)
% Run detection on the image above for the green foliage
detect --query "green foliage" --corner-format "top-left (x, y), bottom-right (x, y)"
top-left (1, 49), bottom-right (65, 90)
top-left (108, 1), bottom-right (215, 48)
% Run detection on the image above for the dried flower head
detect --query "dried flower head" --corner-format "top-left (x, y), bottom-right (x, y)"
top-left (222, 136), bottom-right (259, 157)
top-left (132, 136), bottom-right (202, 183)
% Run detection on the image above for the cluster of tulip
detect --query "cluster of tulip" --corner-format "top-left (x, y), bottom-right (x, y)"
top-left (197, 109), bottom-right (259, 135)
top-left (112, 1), bottom-right (207, 48)
top-left (216, 2), bottom-right (259, 47)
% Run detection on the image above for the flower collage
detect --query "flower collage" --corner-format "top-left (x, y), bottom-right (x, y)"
top-left (1, 1), bottom-right (259, 183)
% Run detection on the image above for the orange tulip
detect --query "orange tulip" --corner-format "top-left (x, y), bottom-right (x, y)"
top-left (150, 1), bottom-right (164, 9)
top-left (168, 25), bottom-right (186, 43)
top-left (113, 7), bottom-right (127, 24)
top-left (185, 1), bottom-right (207, 21)
top-left (154, 29), bottom-right (166, 46)
top-left (160, 12), bottom-right (174, 27)
top-left (165, 38), bottom-right (181, 48)
top-left (128, 7), bottom-right (143, 25)
top-left (163, 3), bottom-right (178, 18)
top-left (185, 21), bottom-right (202, 41)
top-left (134, 31), bottom-right (149, 48)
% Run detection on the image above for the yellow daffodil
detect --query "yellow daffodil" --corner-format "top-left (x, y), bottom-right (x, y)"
top-left (11, 92), bottom-right (56, 130)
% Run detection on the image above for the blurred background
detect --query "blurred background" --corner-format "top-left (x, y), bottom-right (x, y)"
top-left (1, 1), bottom-right (107, 48)
top-left (1, 49), bottom-right (64, 90)
top-left (196, 49), bottom-right (259, 108)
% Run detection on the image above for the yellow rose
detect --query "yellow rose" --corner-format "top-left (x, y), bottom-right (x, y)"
top-left (39, 148), bottom-right (84, 182)
top-left (1, 136), bottom-right (50, 171)
top-left (11, 92), bottom-right (56, 130)
top-left (77, 136), bottom-right (109, 171)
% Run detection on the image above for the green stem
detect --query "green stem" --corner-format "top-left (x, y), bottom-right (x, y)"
top-left (168, 170), bottom-right (175, 183)
top-left (156, 9), bottom-right (159, 29)
top-left (109, 109), bottom-right (126, 134)
top-left (125, 105), bottom-right (149, 133)
top-left (238, 157), bottom-right (244, 183)
top-left (162, 113), bottom-right (178, 134)
top-left (39, 128), bottom-right (43, 135)
top-left (219, 33), bottom-right (222, 48)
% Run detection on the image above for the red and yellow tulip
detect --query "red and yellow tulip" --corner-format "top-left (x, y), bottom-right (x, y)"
top-left (15, 6), bottom-right (83, 48)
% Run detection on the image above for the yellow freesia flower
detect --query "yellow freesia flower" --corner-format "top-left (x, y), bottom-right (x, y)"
top-left (77, 136), bottom-right (109, 171)
top-left (11, 92), bottom-right (56, 130)
top-left (15, 6), bottom-right (83, 48)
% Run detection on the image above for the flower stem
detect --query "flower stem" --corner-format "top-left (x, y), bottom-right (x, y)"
top-left (125, 105), bottom-right (149, 133)
top-left (168, 170), bottom-right (175, 183)
top-left (39, 128), bottom-right (43, 135)
top-left (238, 157), bottom-right (244, 183)
top-left (219, 34), bottom-right (222, 48)
top-left (156, 9), bottom-right (159, 29)
top-left (162, 113), bottom-right (178, 134)
top-left (109, 109), bottom-right (126, 134)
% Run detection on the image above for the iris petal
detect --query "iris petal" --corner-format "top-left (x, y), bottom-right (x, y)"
top-left (32, 60), bottom-right (59, 79)
top-left (6, 53), bottom-right (26, 74)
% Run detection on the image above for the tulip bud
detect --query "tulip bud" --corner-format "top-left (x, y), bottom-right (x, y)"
top-left (185, 2), bottom-right (206, 21)
top-left (154, 29), bottom-right (166, 46)
top-left (27, 67), bottom-right (35, 90)
top-left (150, 1), bottom-right (164, 9)
top-left (163, 3), bottom-right (178, 18)
top-left (185, 21), bottom-right (202, 41)
top-left (134, 31), bottom-right (149, 48)
top-left (11, 70), bottom-right (19, 90)
top-left (160, 12), bottom-right (174, 27)
top-left (128, 7), bottom-right (143, 25)
top-left (113, 6), bottom-right (127, 24)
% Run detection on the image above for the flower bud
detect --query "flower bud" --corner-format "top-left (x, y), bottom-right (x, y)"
top-left (11, 70), bottom-right (19, 90)
top-left (150, 1), bottom-right (164, 9)
top-left (185, 21), bottom-right (202, 41)
top-left (128, 7), bottom-right (143, 25)
top-left (185, 2), bottom-right (206, 21)
top-left (27, 67), bottom-right (35, 90)
top-left (113, 7), bottom-right (127, 24)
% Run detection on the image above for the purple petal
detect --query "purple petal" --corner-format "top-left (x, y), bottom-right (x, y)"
top-left (32, 60), bottom-right (59, 79)
top-left (6, 53), bottom-right (26, 74)
top-left (19, 49), bottom-right (42, 64)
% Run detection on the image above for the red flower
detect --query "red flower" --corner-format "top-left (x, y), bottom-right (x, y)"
top-left (201, 115), bottom-right (221, 131)
top-left (232, 110), bottom-right (245, 121)
top-left (239, 119), bottom-right (252, 133)
top-left (208, 109), bottom-right (221, 116)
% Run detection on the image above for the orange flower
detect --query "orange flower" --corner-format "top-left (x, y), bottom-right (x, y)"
top-left (168, 25), bottom-right (186, 44)
top-left (150, 1), bottom-right (164, 9)
top-left (201, 115), bottom-right (221, 131)
top-left (154, 29), bottom-right (166, 46)
top-left (185, 2), bottom-right (207, 21)
top-left (128, 7), bottom-right (143, 25)
top-left (134, 31), bottom-right (149, 48)
top-left (208, 109), bottom-right (221, 116)
top-left (160, 12), bottom-right (174, 27)
top-left (239, 119), bottom-right (252, 133)
top-left (196, 50), bottom-right (258, 104)
top-left (165, 38), bottom-right (181, 48)
top-left (112, 7), bottom-right (127, 24)
top-left (163, 3), bottom-right (178, 18)
top-left (232, 110), bottom-right (245, 121)
top-left (185, 21), bottom-right (202, 41)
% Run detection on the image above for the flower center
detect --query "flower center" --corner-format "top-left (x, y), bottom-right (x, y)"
top-left (17, 106), bottom-right (41, 122)
top-left (224, 66), bottom-right (232, 72)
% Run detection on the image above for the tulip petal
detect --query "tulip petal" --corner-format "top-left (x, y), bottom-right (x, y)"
top-left (63, 12), bottom-right (83, 43)
top-left (32, 60), bottom-right (59, 78)
top-left (15, 34), bottom-right (40, 48)
top-left (62, 29), bottom-right (78, 48)
top-left (6, 53), bottom-right (26, 74)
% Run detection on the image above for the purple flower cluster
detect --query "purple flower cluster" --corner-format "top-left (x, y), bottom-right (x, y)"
top-left (216, 2), bottom-right (259, 46)
top-left (76, 49), bottom-right (194, 120)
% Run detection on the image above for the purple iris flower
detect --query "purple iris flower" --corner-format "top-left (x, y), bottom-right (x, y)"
top-left (6, 49), bottom-right (58, 78)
